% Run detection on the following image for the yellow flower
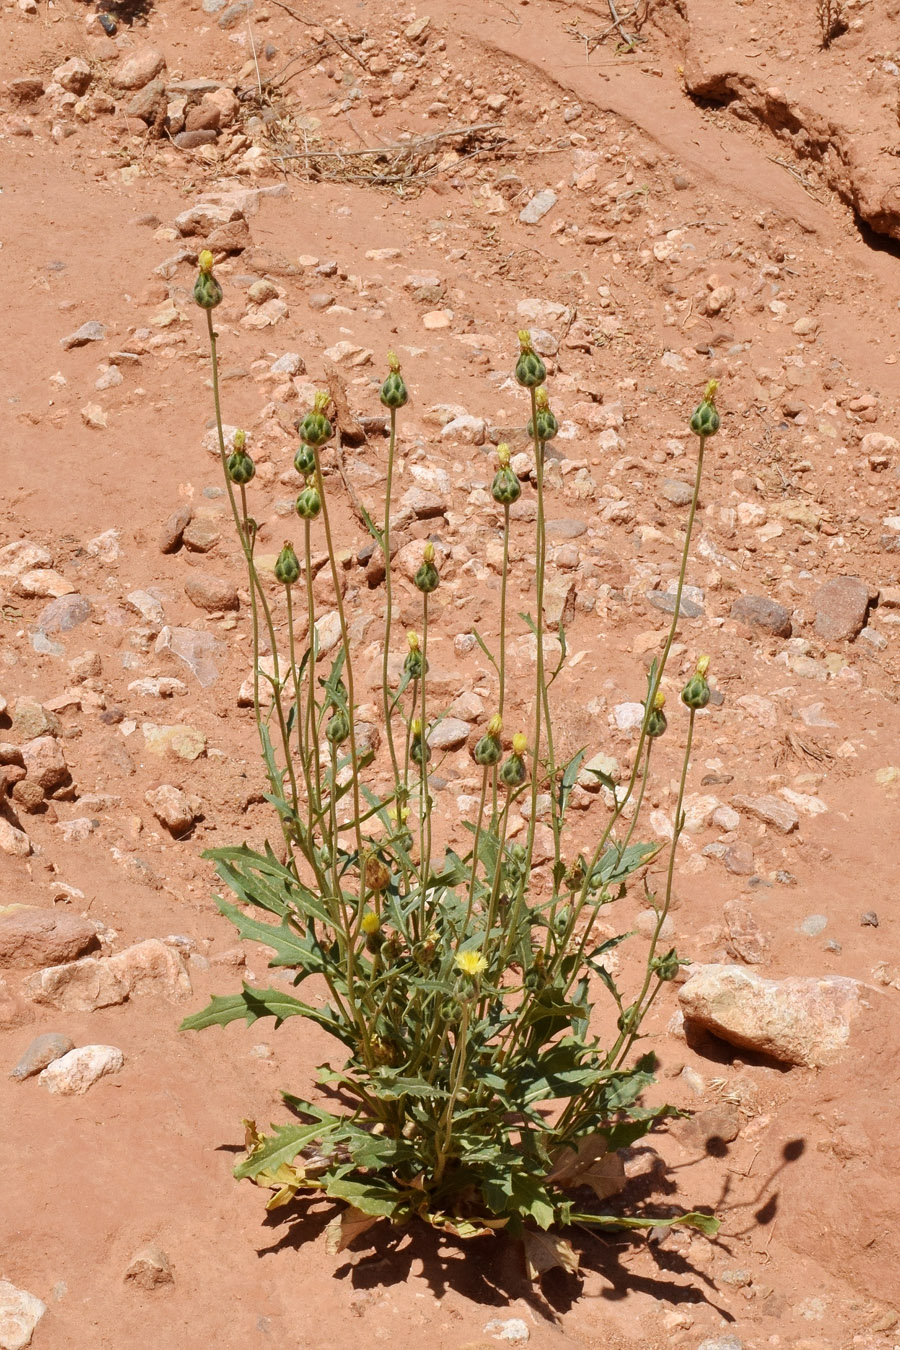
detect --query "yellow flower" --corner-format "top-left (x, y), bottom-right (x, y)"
top-left (360, 912), bottom-right (380, 935)
top-left (198, 249), bottom-right (215, 273)
top-left (455, 949), bottom-right (488, 977)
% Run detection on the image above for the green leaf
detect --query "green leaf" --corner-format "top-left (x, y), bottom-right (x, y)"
top-left (572, 1210), bottom-right (719, 1236)
top-left (558, 748), bottom-right (586, 822)
top-left (180, 984), bottom-right (311, 1032)
top-left (591, 840), bottom-right (661, 887)
top-left (235, 1117), bottom-right (343, 1180)
top-left (470, 627), bottom-right (498, 671)
top-left (323, 1177), bottom-right (407, 1219)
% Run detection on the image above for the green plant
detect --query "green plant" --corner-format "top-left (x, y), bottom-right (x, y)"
top-left (182, 250), bottom-right (721, 1273)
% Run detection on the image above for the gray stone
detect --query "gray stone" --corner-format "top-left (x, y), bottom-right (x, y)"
top-left (545, 518), bottom-right (587, 540)
top-left (659, 478), bottom-right (694, 506)
top-left (613, 702), bottom-right (644, 732)
top-left (52, 56), bottom-right (92, 95)
top-left (679, 964), bottom-right (862, 1067)
top-left (36, 593), bottom-right (92, 633)
top-left (173, 129), bottom-right (219, 149)
top-left (182, 516), bottom-right (221, 553)
top-left (269, 352), bottom-right (304, 376)
top-left (577, 753), bottom-right (619, 790)
top-left (401, 486), bottom-right (447, 519)
top-left (38, 1044), bottom-right (124, 1095)
top-left (519, 189), bottom-right (558, 224)
top-left (155, 626), bottom-right (221, 686)
top-left (0, 1279), bottom-right (46, 1350)
top-left (10, 1031), bottom-right (75, 1080)
top-left (723, 841), bottom-right (755, 876)
top-left (427, 717), bottom-right (472, 751)
top-left (697, 1337), bottom-right (743, 1350)
top-left (12, 698), bottom-right (61, 740)
top-left (730, 594), bottom-right (792, 638)
top-left (799, 913), bottom-right (828, 936)
top-left (647, 589), bottom-right (704, 619)
top-left (731, 793), bottom-right (798, 833)
top-left (218, 0), bottom-right (252, 27)
top-left (124, 78), bottom-right (167, 125)
top-left (813, 575), bottom-right (871, 641)
top-left (60, 320), bottom-right (107, 350)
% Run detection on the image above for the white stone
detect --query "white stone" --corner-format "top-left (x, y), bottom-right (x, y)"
top-left (38, 1044), bottom-right (124, 1095)
top-left (440, 414), bottom-right (485, 445)
top-left (0, 1279), bottom-right (46, 1350)
top-left (612, 702), bottom-right (644, 732)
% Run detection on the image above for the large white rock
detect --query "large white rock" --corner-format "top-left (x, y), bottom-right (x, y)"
top-left (24, 939), bottom-right (191, 1012)
top-left (679, 964), bottom-right (863, 1067)
top-left (0, 1279), bottom-right (46, 1350)
top-left (38, 1044), bottom-right (124, 1095)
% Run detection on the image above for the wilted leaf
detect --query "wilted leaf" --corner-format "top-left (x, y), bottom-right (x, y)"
top-left (522, 1230), bottom-right (580, 1281)
top-left (324, 1206), bottom-right (383, 1254)
top-left (546, 1135), bottom-right (626, 1201)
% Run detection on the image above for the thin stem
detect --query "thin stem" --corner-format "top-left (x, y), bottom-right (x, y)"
top-left (382, 407), bottom-right (400, 783)
top-left (313, 449), bottom-right (364, 878)
top-left (498, 504), bottom-right (511, 719)
top-left (464, 767), bottom-right (491, 932)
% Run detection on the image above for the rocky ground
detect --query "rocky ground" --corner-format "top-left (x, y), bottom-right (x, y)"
top-left (2, 0), bottom-right (900, 1346)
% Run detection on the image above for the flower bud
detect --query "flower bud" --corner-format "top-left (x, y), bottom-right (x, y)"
top-left (526, 388), bottom-right (559, 442)
top-left (690, 380), bottom-right (720, 437)
top-left (298, 392), bottom-right (333, 447)
top-left (226, 450), bottom-right (255, 485)
top-left (414, 542), bottom-right (439, 594)
top-left (295, 484), bottom-right (321, 520)
top-left (473, 719), bottom-right (502, 766)
top-left (410, 718), bottom-right (431, 765)
top-left (515, 330), bottom-right (547, 388)
top-left (380, 351), bottom-right (408, 409)
top-left (325, 710), bottom-right (350, 744)
top-left (294, 442), bottom-right (316, 476)
top-left (193, 270), bottom-right (223, 310)
top-left (232, 429), bottom-right (246, 452)
top-left (274, 542), bottom-right (300, 586)
top-left (491, 461), bottom-right (521, 505)
top-left (651, 948), bottom-right (681, 981)
top-left (681, 656), bottom-right (711, 710)
top-left (403, 629), bottom-right (426, 678)
top-left (364, 854), bottom-right (391, 893)
top-left (499, 742), bottom-right (527, 787)
top-left (646, 690), bottom-right (667, 738)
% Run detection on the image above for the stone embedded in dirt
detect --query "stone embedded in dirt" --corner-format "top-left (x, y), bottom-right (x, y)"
top-left (678, 964), bottom-right (863, 1067)
top-left (322, 339), bottom-right (372, 367)
top-left (184, 572), bottom-right (238, 613)
top-left (127, 677), bottom-right (186, 699)
top-left (173, 128), bottom-right (218, 149)
top-left (440, 414), bottom-right (485, 445)
top-left (723, 899), bottom-right (768, 963)
top-left (124, 1245), bottom-right (175, 1291)
top-left (0, 540), bottom-right (53, 574)
top-left (731, 793), bottom-right (798, 833)
top-left (427, 718), bottom-right (472, 751)
top-left (519, 188), bottom-right (558, 224)
top-left (405, 13), bottom-right (431, 40)
top-left (697, 1337), bottom-right (743, 1350)
top-left (647, 588), bottom-right (704, 619)
top-left (10, 1031), bottom-right (75, 1080)
top-left (675, 1102), bottom-right (742, 1150)
top-left (9, 779), bottom-right (42, 814)
top-left (0, 819), bottom-right (31, 858)
top-left (174, 201), bottom-right (242, 236)
top-left (158, 504), bottom-right (193, 553)
top-left (314, 610), bottom-right (343, 658)
top-left (400, 486), bottom-right (447, 520)
top-left (20, 736), bottom-right (69, 793)
top-left (142, 722), bottom-right (207, 761)
top-left (36, 592), bottom-right (93, 633)
top-left (25, 938), bottom-right (192, 1012)
top-left (124, 79), bottom-right (167, 130)
top-left (182, 515), bottom-right (222, 553)
top-left (14, 567), bottom-right (76, 599)
top-left (12, 698), bottom-right (61, 740)
top-left (730, 594), bottom-right (793, 638)
top-left (0, 906), bottom-right (100, 969)
top-left (0, 1278), bottom-right (46, 1350)
top-left (660, 478), bottom-right (694, 506)
top-left (145, 784), bottom-right (199, 837)
top-left (8, 77), bottom-right (44, 103)
top-left (38, 1044), bottom-right (124, 1095)
top-left (126, 589), bottom-right (165, 626)
top-left (110, 46), bottom-right (166, 91)
top-left (722, 841), bottom-right (755, 876)
top-left (483, 1317), bottom-right (530, 1343)
top-left (812, 575), bottom-right (871, 641)
top-left (59, 320), bottom-right (106, 350)
top-left (203, 86), bottom-right (240, 127)
top-left (154, 625), bottom-right (221, 687)
top-left (52, 56), bottom-right (92, 95)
